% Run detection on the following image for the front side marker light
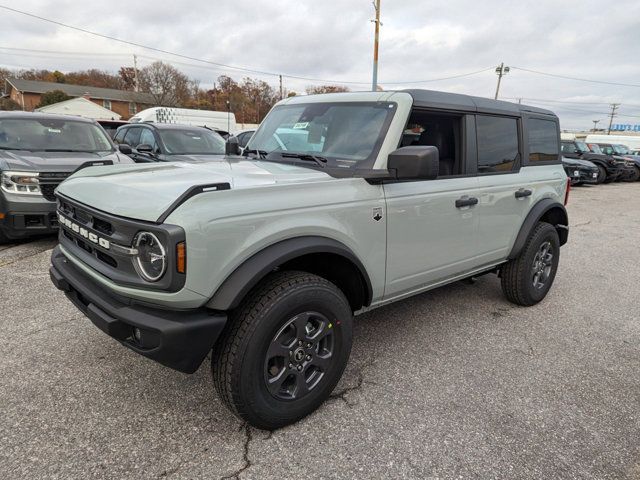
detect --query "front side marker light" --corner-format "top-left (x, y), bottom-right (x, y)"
top-left (176, 241), bottom-right (186, 274)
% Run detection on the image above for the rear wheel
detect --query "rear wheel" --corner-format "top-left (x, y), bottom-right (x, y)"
top-left (501, 222), bottom-right (560, 306)
top-left (212, 271), bottom-right (353, 430)
top-left (596, 165), bottom-right (607, 184)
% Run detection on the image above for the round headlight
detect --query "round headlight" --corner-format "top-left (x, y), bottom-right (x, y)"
top-left (133, 232), bottom-right (166, 282)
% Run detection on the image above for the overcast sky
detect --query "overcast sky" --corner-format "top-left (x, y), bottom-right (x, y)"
top-left (1, 0), bottom-right (640, 130)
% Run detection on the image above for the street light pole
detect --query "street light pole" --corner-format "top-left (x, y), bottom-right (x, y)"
top-left (494, 62), bottom-right (510, 99)
top-left (371, 0), bottom-right (381, 92)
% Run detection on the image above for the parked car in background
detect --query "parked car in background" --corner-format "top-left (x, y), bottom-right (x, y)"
top-left (97, 119), bottom-right (128, 139)
top-left (129, 107), bottom-right (237, 133)
top-left (587, 143), bottom-right (639, 182)
top-left (594, 143), bottom-right (640, 181)
top-left (232, 129), bottom-right (256, 150)
top-left (561, 140), bottom-right (622, 183)
top-left (561, 156), bottom-right (598, 185)
top-left (0, 112), bottom-right (133, 243)
top-left (114, 123), bottom-right (226, 163)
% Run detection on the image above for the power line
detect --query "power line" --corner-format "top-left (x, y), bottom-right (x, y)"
top-left (511, 66), bottom-right (640, 88)
top-left (508, 98), bottom-right (640, 119)
top-left (0, 5), bottom-right (493, 87)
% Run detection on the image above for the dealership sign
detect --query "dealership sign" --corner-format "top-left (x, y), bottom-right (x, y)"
top-left (611, 124), bottom-right (640, 132)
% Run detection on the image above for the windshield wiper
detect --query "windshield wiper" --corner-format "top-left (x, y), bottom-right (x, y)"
top-left (278, 152), bottom-right (328, 168)
top-left (244, 148), bottom-right (268, 159)
top-left (0, 146), bottom-right (26, 151)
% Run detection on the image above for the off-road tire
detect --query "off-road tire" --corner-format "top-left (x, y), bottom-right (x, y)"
top-left (212, 271), bottom-right (353, 430)
top-left (501, 222), bottom-right (560, 306)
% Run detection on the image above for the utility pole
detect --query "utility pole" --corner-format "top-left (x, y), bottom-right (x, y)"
top-left (607, 104), bottom-right (619, 134)
top-left (133, 54), bottom-right (140, 93)
top-left (371, 0), bottom-right (381, 92)
top-left (592, 120), bottom-right (600, 132)
top-left (494, 63), bottom-right (509, 99)
top-left (279, 75), bottom-right (283, 100)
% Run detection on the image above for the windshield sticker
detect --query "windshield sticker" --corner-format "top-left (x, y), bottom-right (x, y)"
top-left (47, 128), bottom-right (62, 133)
top-left (292, 122), bottom-right (309, 129)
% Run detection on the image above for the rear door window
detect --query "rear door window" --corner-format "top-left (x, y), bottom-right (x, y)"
top-left (528, 118), bottom-right (559, 163)
top-left (476, 115), bottom-right (519, 173)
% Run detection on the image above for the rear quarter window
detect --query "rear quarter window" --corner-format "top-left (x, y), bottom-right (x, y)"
top-left (528, 118), bottom-right (559, 163)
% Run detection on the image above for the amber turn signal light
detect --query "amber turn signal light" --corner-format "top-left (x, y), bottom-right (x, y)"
top-left (176, 242), bottom-right (186, 274)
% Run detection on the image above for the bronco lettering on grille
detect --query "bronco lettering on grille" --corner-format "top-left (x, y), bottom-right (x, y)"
top-left (57, 212), bottom-right (110, 249)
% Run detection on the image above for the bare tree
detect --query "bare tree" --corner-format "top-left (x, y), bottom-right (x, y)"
top-left (138, 61), bottom-right (191, 106)
top-left (305, 85), bottom-right (350, 95)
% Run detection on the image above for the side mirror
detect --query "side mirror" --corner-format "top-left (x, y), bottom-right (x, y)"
top-left (118, 144), bottom-right (132, 155)
top-left (225, 136), bottom-right (241, 156)
top-left (136, 144), bottom-right (154, 154)
top-left (387, 146), bottom-right (439, 180)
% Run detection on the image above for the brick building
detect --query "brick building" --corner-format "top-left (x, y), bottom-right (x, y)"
top-left (3, 78), bottom-right (155, 120)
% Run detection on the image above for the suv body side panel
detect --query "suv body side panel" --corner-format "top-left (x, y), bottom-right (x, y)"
top-left (475, 164), bottom-right (566, 265)
top-left (382, 176), bottom-right (481, 298)
top-left (206, 236), bottom-right (372, 311)
top-left (508, 198), bottom-right (568, 259)
top-left (165, 178), bottom-right (387, 306)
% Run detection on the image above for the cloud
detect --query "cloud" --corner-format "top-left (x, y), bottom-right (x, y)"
top-left (1, 0), bottom-right (640, 129)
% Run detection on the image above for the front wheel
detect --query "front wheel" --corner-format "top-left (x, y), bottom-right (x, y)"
top-left (212, 271), bottom-right (353, 430)
top-left (596, 165), bottom-right (607, 184)
top-left (501, 222), bottom-right (560, 306)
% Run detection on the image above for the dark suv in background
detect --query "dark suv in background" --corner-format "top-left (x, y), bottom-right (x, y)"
top-left (561, 140), bottom-right (624, 183)
top-left (113, 123), bottom-right (227, 163)
top-left (594, 143), bottom-right (640, 181)
top-left (0, 112), bottom-right (132, 243)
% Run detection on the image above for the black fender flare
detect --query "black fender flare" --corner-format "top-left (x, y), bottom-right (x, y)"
top-left (206, 236), bottom-right (373, 311)
top-left (508, 199), bottom-right (568, 260)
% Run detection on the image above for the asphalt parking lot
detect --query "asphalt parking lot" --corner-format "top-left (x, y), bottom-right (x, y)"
top-left (1, 183), bottom-right (639, 480)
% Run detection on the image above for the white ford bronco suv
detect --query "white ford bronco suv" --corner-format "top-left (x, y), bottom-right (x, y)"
top-left (50, 90), bottom-right (569, 429)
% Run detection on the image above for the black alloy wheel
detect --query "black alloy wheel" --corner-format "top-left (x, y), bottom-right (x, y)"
top-left (264, 311), bottom-right (336, 400)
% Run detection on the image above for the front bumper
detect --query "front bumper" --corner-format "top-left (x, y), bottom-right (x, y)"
top-left (565, 167), bottom-right (599, 185)
top-left (620, 166), bottom-right (637, 181)
top-left (50, 246), bottom-right (227, 373)
top-left (0, 192), bottom-right (58, 239)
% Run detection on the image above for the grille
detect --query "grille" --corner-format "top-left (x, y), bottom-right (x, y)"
top-left (40, 184), bottom-right (58, 201)
top-left (39, 172), bottom-right (71, 202)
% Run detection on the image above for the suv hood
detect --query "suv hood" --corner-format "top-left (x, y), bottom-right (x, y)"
top-left (0, 150), bottom-right (129, 172)
top-left (562, 157), bottom-right (597, 169)
top-left (57, 158), bottom-right (334, 222)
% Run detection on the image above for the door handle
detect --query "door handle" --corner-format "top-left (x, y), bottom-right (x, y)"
top-left (515, 188), bottom-right (532, 198)
top-left (455, 195), bottom-right (479, 208)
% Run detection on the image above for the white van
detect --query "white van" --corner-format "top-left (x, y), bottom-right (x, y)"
top-left (584, 134), bottom-right (640, 150)
top-left (129, 107), bottom-right (237, 133)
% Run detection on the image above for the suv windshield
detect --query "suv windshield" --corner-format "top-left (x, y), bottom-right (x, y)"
top-left (246, 101), bottom-right (397, 169)
top-left (159, 128), bottom-right (225, 155)
top-left (588, 144), bottom-right (603, 154)
top-left (613, 144), bottom-right (629, 154)
top-left (0, 118), bottom-right (113, 153)
top-left (574, 141), bottom-right (590, 153)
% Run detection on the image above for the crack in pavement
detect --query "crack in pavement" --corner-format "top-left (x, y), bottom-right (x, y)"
top-left (220, 423), bottom-right (253, 480)
top-left (328, 360), bottom-right (376, 408)
top-left (0, 247), bottom-right (54, 268)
